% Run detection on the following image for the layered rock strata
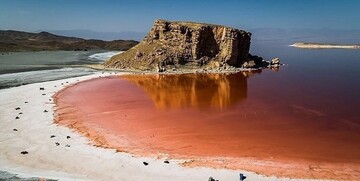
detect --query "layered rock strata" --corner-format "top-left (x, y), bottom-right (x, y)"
top-left (105, 19), bottom-right (254, 71)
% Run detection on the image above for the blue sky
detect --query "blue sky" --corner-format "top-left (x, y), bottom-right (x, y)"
top-left (0, 0), bottom-right (359, 38)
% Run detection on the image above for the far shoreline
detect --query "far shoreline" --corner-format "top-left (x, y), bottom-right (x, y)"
top-left (290, 42), bottom-right (360, 49)
top-left (84, 63), bottom-right (279, 75)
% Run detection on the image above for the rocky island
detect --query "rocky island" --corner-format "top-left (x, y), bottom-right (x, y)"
top-left (290, 42), bottom-right (360, 49)
top-left (105, 19), bottom-right (278, 72)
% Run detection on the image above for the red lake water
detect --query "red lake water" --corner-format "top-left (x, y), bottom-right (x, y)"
top-left (55, 45), bottom-right (360, 180)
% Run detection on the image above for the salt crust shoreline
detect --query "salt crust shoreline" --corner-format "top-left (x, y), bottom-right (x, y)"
top-left (289, 43), bottom-right (360, 49)
top-left (0, 72), bottom-right (320, 181)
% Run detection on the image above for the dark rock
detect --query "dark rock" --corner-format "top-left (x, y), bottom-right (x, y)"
top-left (66, 136), bottom-right (71, 139)
top-left (15, 116), bottom-right (19, 119)
top-left (13, 128), bottom-right (18, 131)
top-left (248, 54), bottom-right (263, 65)
top-left (143, 162), bottom-right (149, 166)
top-left (243, 54), bottom-right (272, 68)
top-left (15, 107), bottom-right (20, 110)
top-left (55, 142), bottom-right (60, 146)
top-left (208, 176), bottom-right (218, 181)
top-left (20, 151), bottom-right (28, 154)
top-left (24, 101), bottom-right (28, 103)
top-left (39, 87), bottom-right (45, 90)
top-left (50, 135), bottom-right (56, 138)
top-left (164, 160), bottom-right (170, 164)
top-left (157, 65), bottom-right (166, 72)
top-left (42, 93), bottom-right (46, 95)
top-left (240, 173), bottom-right (247, 181)
top-left (65, 144), bottom-right (71, 147)
top-left (19, 112), bottom-right (23, 115)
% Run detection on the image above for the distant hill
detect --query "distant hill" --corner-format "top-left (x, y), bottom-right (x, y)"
top-left (48, 30), bottom-right (146, 41)
top-left (0, 30), bottom-right (139, 52)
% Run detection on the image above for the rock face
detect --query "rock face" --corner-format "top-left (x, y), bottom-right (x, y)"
top-left (105, 19), bottom-right (252, 71)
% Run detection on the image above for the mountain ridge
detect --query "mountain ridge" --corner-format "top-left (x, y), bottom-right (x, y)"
top-left (0, 30), bottom-right (139, 52)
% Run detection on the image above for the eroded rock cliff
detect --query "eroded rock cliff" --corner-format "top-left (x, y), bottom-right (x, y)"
top-left (105, 19), bottom-right (252, 71)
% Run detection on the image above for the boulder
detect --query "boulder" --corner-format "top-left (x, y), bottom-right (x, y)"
top-left (271, 57), bottom-right (280, 65)
top-left (240, 173), bottom-right (247, 181)
top-left (242, 60), bottom-right (256, 68)
top-left (208, 177), bottom-right (218, 181)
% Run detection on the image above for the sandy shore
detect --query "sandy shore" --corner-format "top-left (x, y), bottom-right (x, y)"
top-left (0, 72), bottom-right (311, 181)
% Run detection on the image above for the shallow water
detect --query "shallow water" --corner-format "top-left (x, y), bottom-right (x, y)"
top-left (0, 50), bottom-right (122, 89)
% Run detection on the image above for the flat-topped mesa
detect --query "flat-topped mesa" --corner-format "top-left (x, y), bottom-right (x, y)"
top-left (105, 19), bottom-right (253, 71)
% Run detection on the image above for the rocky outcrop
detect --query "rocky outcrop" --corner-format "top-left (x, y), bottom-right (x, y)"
top-left (105, 19), bottom-right (253, 71)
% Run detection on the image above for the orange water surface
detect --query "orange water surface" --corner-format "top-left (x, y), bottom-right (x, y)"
top-left (54, 72), bottom-right (360, 180)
